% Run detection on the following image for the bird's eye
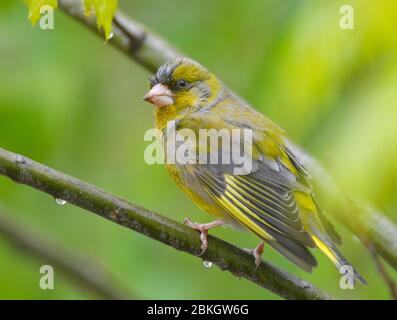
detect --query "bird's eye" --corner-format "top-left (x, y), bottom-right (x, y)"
top-left (177, 79), bottom-right (188, 89)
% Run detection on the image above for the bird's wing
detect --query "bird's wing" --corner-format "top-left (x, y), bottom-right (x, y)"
top-left (176, 111), bottom-right (319, 271)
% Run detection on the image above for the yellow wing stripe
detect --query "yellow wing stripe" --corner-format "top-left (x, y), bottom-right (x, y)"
top-left (226, 176), bottom-right (300, 223)
top-left (218, 193), bottom-right (275, 241)
top-left (196, 173), bottom-right (275, 240)
top-left (192, 173), bottom-right (267, 238)
top-left (224, 176), bottom-right (316, 245)
top-left (228, 178), bottom-right (285, 213)
top-left (294, 192), bottom-right (317, 213)
top-left (237, 176), bottom-right (296, 209)
top-left (193, 173), bottom-right (307, 243)
top-left (311, 236), bottom-right (337, 264)
top-left (225, 186), bottom-right (278, 234)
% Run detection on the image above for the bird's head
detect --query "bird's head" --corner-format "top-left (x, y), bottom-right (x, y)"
top-left (143, 58), bottom-right (221, 112)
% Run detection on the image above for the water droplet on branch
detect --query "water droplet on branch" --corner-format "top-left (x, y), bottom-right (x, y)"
top-left (55, 198), bottom-right (67, 206)
top-left (202, 260), bottom-right (213, 269)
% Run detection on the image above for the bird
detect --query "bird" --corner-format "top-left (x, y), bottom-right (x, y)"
top-left (143, 57), bottom-right (366, 284)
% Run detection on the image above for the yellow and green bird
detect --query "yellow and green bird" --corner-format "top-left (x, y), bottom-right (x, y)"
top-left (143, 58), bottom-right (366, 284)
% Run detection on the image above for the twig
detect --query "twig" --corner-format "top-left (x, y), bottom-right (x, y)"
top-left (359, 236), bottom-right (397, 300)
top-left (0, 208), bottom-right (131, 299)
top-left (297, 151), bottom-right (397, 272)
top-left (368, 244), bottom-right (397, 300)
top-left (58, 0), bottom-right (182, 72)
top-left (57, 0), bottom-right (397, 274)
top-left (0, 147), bottom-right (333, 300)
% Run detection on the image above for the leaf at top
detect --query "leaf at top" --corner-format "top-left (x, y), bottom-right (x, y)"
top-left (24, 0), bottom-right (58, 26)
top-left (83, 0), bottom-right (118, 41)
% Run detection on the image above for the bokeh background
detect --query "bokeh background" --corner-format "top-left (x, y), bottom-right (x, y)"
top-left (0, 0), bottom-right (396, 299)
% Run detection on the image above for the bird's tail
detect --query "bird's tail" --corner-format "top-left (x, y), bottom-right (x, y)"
top-left (311, 234), bottom-right (367, 285)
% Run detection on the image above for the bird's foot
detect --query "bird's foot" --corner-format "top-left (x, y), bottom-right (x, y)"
top-left (183, 217), bottom-right (226, 256)
top-left (244, 242), bottom-right (265, 269)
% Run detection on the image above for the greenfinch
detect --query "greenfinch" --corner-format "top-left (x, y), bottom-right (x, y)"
top-left (143, 58), bottom-right (366, 284)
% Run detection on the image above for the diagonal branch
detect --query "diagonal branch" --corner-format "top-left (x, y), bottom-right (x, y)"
top-left (57, 0), bottom-right (397, 273)
top-left (0, 147), bottom-right (333, 300)
top-left (367, 243), bottom-right (397, 300)
top-left (58, 0), bottom-right (182, 72)
top-left (297, 150), bottom-right (397, 272)
top-left (0, 208), bottom-right (132, 299)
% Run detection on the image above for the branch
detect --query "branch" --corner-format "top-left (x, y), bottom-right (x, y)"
top-left (367, 243), bottom-right (397, 300)
top-left (0, 147), bottom-right (332, 300)
top-left (57, 0), bottom-right (397, 272)
top-left (58, 0), bottom-right (182, 72)
top-left (0, 207), bottom-right (132, 299)
top-left (297, 150), bottom-right (397, 272)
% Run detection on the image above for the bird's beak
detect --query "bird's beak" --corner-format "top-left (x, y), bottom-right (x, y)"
top-left (143, 84), bottom-right (174, 107)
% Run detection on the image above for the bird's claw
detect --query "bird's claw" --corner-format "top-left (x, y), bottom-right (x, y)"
top-left (183, 217), bottom-right (226, 256)
top-left (244, 242), bottom-right (265, 270)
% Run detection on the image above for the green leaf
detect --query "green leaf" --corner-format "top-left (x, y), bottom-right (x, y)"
top-left (83, 0), bottom-right (118, 41)
top-left (23, 0), bottom-right (58, 26)
top-left (23, 0), bottom-right (118, 40)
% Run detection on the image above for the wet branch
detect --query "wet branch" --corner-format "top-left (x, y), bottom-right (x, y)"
top-left (0, 147), bottom-right (332, 300)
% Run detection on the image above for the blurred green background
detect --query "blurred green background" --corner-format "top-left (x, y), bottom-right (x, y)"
top-left (0, 0), bottom-right (396, 299)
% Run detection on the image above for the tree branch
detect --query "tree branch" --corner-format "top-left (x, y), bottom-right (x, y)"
top-left (0, 207), bottom-right (132, 299)
top-left (57, 0), bottom-right (397, 272)
top-left (0, 147), bottom-right (332, 300)
top-left (296, 150), bottom-right (397, 272)
top-left (367, 243), bottom-right (397, 300)
top-left (58, 0), bottom-right (182, 72)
